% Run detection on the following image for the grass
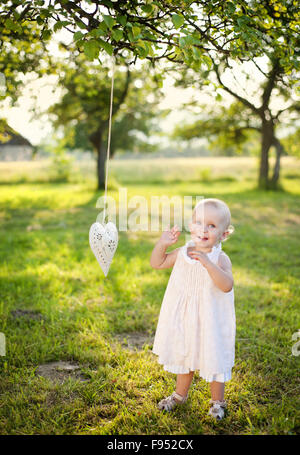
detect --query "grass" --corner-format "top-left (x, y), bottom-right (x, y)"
top-left (0, 156), bottom-right (299, 435)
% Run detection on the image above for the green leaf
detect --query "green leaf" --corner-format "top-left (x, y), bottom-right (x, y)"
top-left (237, 15), bottom-right (250, 27)
top-left (41, 29), bottom-right (52, 41)
top-left (132, 26), bottom-right (141, 39)
top-left (73, 31), bottom-right (84, 41)
top-left (172, 14), bottom-right (185, 29)
top-left (54, 22), bottom-right (64, 32)
top-left (135, 40), bottom-right (149, 58)
top-left (226, 2), bottom-right (236, 14)
top-left (98, 39), bottom-right (114, 56)
top-left (179, 36), bottom-right (187, 48)
top-left (83, 40), bottom-right (100, 60)
top-left (36, 16), bottom-right (44, 26)
top-left (192, 46), bottom-right (202, 60)
top-left (90, 28), bottom-right (105, 38)
top-left (98, 21), bottom-right (108, 32)
top-left (202, 55), bottom-right (212, 69)
top-left (128, 31), bottom-right (134, 43)
top-left (75, 39), bottom-right (84, 48)
top-left (136, 46), bottom-right (147, 58)
top-left (102, 0), bottom-right (113, 7)
top-left (117, 15), bottom-right (127, 27)
top-left (103, 15), bottom-right (115, 30)
top-left (112, 29), bottom-right (123, 42)
top-left (183, 35), bottom-right (194, 46)
top-left (76, 20), bottom-right (87, 30)
top-left (143, 31), bottom-right (157, 41)
top-left (141, 4), bottom-right (153, 14)
top-left (5, 18), bottom-right (18, 31)
top-left (39, 9), bottom-right (51, 20)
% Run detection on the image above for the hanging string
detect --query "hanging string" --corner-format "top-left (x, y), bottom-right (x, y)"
top-left (102, 56), bottom-right (115, 224)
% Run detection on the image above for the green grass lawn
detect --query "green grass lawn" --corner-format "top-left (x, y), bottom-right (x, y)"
top-left (0, 157), bottom-right (299, 435)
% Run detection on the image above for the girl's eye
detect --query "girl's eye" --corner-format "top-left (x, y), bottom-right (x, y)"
top-left (208, 224), bottom-right (215, 228)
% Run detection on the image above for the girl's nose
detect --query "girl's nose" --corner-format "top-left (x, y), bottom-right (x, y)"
top-left (192, 224), bottom-right (208, 234)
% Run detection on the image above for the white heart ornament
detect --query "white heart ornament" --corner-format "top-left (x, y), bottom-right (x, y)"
top-left (89, 222), bottom-right (118, 276)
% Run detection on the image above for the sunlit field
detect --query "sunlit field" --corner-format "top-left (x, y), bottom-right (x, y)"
top-left (0, 156), bottom-right (299, 435)
top-left (0, 156), bottom-right (299, 188)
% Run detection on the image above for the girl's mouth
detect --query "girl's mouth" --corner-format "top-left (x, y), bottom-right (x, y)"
top-left (197, 236), bottom-right (208, 241)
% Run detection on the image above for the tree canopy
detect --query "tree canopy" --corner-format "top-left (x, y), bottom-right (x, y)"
top-left (0, 1), bottom-right (299, 73)
top-left (171, 48), bottom-right (300, 189)
top-left (48, 52), bottom-right (166, 157)
top-left (45, 44), bottom-right (167, 188)
top-left (0, 17), bottom-right (53, 103)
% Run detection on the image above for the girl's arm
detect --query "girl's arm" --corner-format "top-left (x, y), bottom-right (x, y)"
top-left (150, 243), bottom-right (181, 269)
top-left (188, 250), bottom-right (234, 293)
top-left (206, 252), bottom-right (234, 293)
top-left (150, 225), bottom-right (181, 269)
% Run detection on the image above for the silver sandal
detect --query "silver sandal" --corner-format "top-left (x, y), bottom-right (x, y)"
top-left (158, 391), bottom-right (188, 411)
top-left (208, 399), bottom-right (227, 420)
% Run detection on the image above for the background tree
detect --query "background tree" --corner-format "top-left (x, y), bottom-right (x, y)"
top-left (0, 15), bottom-right (53, 139)
top-left (173, 101), bottom-right (261, 156)
top-left (48, 49), bottom-right (166, 189)
top-left (1, 1), bottom-right (299, 190)
top-left (0, 19), bottom-right (48, 103)
top-left (171, 52), bottom-right (300, 190)
top-left (282, 127), bottom-right (300, 159)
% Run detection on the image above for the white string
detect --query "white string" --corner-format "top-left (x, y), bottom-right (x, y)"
top-left (103, 56), bottom-right (115, 224)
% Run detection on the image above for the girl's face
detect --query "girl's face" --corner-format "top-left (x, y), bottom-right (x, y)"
top-left (189, 205), bottom-right (226, 248)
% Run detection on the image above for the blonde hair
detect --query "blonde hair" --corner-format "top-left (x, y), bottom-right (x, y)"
top-left (193, 198), bottom-right (234, 241)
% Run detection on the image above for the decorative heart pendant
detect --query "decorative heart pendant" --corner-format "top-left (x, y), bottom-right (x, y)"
top-left (89, 222), bottom-right (118, 276)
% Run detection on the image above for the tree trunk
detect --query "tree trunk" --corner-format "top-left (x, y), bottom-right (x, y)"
top-left (259, 119), bottom-right (274, 190)
top-left (270, 137), bottom-right (284, 189)
top-left (90, 127), bottom-right (106, 190)
top-left (90, 66), bottom-right (131, 190)
top-left (96, 141), bottom-right (106, 190)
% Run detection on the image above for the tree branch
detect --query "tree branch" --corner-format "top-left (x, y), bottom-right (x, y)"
top-left (213, 63), bottom-right (261, 115)
top-left (262, 59), bottom-right (281, 112)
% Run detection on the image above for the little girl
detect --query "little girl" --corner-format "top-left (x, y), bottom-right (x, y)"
top-left (150, 198), bottom-right (235, 420)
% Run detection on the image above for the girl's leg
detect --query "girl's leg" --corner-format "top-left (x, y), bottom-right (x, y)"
top-left (210, 381), bottom-right (225, 401)
top-left (208, 381), bottom-right (226, 420)
top-left (175, 371), bottom-right (194, 399)
top-left (157, 371), bottom-right (194, 410)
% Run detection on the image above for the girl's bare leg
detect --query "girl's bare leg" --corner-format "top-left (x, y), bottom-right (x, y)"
top-left (175, 371), bottom-right (194, 400)
top-left (210, 381), bottom-right (225, 401)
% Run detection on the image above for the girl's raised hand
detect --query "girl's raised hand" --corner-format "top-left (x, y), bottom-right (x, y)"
top-left (188, 250), bottom-right (211, 267)
top-left (159, 225), bottom-right (181, 247)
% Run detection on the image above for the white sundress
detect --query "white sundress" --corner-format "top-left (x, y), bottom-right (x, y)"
top-left (152, 240), bottom-right (236, 382)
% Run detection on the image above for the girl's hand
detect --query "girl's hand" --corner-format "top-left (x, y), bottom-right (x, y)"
top-left (159, 225), bottom-right (181, 247)
top-left (188, 250), bottom-right (211, 268)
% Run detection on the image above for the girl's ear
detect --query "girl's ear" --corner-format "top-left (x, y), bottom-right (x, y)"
top-left (221, 225), bottom-right (234, 242)
top-left (221, 230), bottom-right (230, 241)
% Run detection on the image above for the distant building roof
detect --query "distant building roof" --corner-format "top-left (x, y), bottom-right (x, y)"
top-left (0, 119), bottom-right (32, 147)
